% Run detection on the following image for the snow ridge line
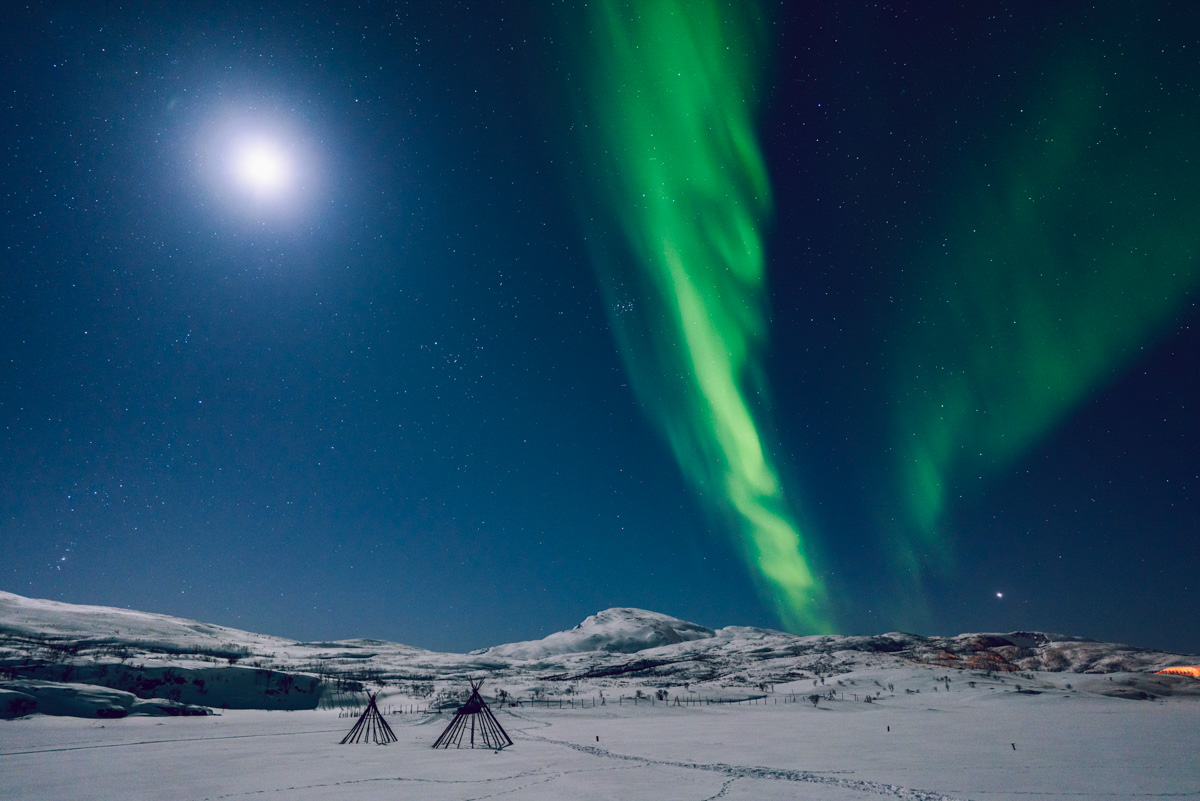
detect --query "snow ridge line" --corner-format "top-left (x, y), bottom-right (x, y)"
top-left (523, 732), bottom-right (972, 801)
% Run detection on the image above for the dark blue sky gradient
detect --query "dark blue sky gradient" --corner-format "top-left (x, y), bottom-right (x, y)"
top-left (3, 2), bottom-right (1197, 654)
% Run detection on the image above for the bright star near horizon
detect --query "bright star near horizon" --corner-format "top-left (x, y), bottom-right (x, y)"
top-left (996, 592), bottom-right (1003, 598)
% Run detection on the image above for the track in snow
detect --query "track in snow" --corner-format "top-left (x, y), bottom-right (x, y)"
top-left (519, 728), bottom-right (971, 801)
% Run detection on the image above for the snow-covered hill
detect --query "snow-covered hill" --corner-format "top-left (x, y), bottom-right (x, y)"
top-left (478, 608), bottom-right (717, 659)
top-left (0, 590), bottom-right (295, 657)
top-left (2, 590), bottom-right (1197, 719)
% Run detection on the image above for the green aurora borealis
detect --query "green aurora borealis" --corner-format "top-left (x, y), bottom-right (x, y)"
top-left (891, 58), bottom-right (1200, 581)
top-left (561, 3), bottom-right (1200, 633)
top-left (565, 0), bottom-right (831, 631)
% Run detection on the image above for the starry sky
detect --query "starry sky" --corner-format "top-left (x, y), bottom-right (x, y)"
top-left (3, 1), bottom-right (1197, 655)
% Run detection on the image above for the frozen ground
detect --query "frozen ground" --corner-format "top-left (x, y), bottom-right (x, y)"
top-left (4, 592), bottom-right (1199, 798)
top-left (4, 675), bottom-right (1198, 801)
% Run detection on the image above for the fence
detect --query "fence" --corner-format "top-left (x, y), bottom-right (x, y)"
top-left (516, 692), bottom-right (853, 709)
top-left (333, 690), bottom-right (862, 717)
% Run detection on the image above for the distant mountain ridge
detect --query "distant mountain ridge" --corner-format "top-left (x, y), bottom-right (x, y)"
top-left (2, 589), bottom-right (1198, 719)
top-left (2, 590), bottom-right (1196, 672)
top-left (0, 590), bottom-right (296, 653)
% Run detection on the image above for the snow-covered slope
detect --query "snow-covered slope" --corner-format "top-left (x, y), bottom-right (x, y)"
top-left (2, 590), bottom-right (1198, 718)
top-left (0, 590), bottom-right (295, 657)
top-left (480, 608), bottom-right (716, 659)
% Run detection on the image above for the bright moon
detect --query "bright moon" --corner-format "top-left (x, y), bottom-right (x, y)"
top-left (232, 139), bottom-right (291, 195)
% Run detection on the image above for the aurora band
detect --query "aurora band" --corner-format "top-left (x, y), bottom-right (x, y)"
top-left (561, 0), bottom-right (831, 632)
top-left (891, 59), bottom-right (1200, 576)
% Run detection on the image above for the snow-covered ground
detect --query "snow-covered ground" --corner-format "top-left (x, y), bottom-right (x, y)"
top-left (3, 590), bottom-right (1199, 799)
top-left (4, 679), bottom-right (1198, 800)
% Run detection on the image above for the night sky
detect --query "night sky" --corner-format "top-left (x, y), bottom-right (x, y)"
top-left (3, 2), bottom-right (1197, 655)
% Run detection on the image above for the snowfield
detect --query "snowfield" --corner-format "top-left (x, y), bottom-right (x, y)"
top-left (4, 682), bottom-right (1199, 800)
top-left (2, 590), bottom-right (1199, 799)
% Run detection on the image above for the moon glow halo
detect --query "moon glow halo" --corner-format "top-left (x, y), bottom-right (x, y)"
top-left (232, 139), bottom-right (291, 197)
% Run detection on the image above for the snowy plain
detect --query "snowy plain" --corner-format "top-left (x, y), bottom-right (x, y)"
top-left (4, 673), bottom-right (1199, 801)
top-left (3, 591), bottom-right (1199, 800)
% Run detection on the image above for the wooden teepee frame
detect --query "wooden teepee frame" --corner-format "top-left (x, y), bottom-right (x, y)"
top-left (340, 692), bottom-right (398, 745)
top-left (432, 680), bottom-right (513, 750)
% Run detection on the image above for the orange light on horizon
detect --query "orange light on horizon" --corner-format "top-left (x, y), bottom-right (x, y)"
top-left (1154, 666), bottom-right (1200, 678)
